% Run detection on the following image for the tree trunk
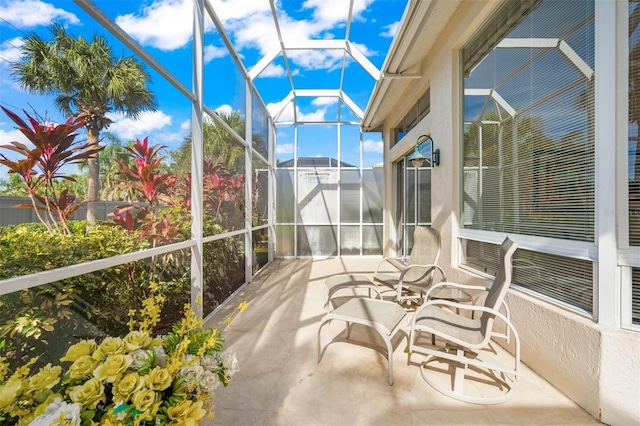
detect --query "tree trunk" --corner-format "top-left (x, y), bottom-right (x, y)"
top-left (86, 126), bottom-right (100, 224)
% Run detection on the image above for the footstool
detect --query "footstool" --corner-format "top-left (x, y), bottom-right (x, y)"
top-left (317, 297), bottom-right (408, 385)
top-left (323, 274), bottom-right (382, 311)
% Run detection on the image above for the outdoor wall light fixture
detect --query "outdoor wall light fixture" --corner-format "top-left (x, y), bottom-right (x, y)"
top-left (407, 134), bottom-right (440, 167)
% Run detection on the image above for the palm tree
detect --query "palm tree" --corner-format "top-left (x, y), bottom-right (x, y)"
top-left (11, 22), bottom-right (157, 223)
top-left (171, 111), bottom-right (247, 176)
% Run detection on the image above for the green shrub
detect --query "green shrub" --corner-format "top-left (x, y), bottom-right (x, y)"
top-left (0, 221), bottom-right (191, 374)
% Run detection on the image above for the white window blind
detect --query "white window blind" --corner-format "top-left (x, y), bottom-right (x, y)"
top-left (462, 0), bottom-right (595, 241)
top-left (461, 0), bottom-right (595, 312)
top-left (633, 268), bottom-right (640, 325)
top-left (629, 1), bottom-right (640, 325)
top-left (463, 239), bottom-right (592, 314)
top-left (629, 2), bottom-right (640, 246)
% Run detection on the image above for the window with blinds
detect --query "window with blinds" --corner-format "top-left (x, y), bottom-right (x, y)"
top-left (630, 1), bottom-right (640, 324)
top-left (463, 239), bottom-right (593, 314)
top-left (630, 2), bottom-right (640, 244)
top-left (391, 88), bottom-right (430, 147)
top-left (463, 0), bottom-right (595, 240)
top-left (461, 0), bottom-right (595, 311)
top-left (633, 268), bottom-right (640, 325)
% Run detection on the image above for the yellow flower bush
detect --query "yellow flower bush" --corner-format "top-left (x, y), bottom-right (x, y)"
top-left (0, 292), bottom-right (245, 425)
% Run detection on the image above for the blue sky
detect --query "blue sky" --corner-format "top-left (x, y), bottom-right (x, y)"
top-left (0, 0), bottom-right (407, 180)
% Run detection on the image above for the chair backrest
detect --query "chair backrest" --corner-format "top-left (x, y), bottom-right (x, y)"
top-left (408, 226), bottom-right (441, 266)
top-left (480, 237), bottom-right (519, 331)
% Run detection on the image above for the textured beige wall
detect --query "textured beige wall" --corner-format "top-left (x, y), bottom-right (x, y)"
top-left (379, 1), bottom-right (639, 424)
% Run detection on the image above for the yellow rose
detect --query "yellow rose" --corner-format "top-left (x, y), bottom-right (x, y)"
top-left (93, 354), bottom-right (132, 383)
top-left (26, 364), bottom-right (61, 393)
top-left (167, 400), bottom-right (207, 426)
top-left (68, 377), bottom-right (105, 410)
top-left (98, 413), bottom-right (121, 426)
top-left (93, 337), bottom-right (125, 361)
top-left (130, 388), bottom-right (156, 412)
top-left (146, 366), bottom-right (172, 391)
top-left (113, 372), bottom-right (144, 403)
top-left (123, 330), bottom-right (152, 351)
top-left (0, 356), bottom-right (9, 381)
top-left (60, 339), bottom-right (97, 362)
top-left (0, 376), bottom-right (22, 409)
top-left (68, 355), bottom-right (98, 380)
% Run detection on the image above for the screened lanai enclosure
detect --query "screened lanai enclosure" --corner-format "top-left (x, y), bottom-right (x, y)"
top-left (0, 0), bottom-right (408, 374)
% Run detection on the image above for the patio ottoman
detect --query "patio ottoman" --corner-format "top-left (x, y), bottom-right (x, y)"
top-left (317, 297), bottom-right (408, 385)
top-left (324, 274), bottom-right (382, 311)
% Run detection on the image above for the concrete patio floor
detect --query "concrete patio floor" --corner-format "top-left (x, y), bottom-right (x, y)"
top-left (204, 257), bottom-right (600, 425)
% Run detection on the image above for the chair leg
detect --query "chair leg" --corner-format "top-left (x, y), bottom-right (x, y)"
top-left (382, 334), bottom-right (394, 386)
top-left (418, 349), bottom-right (517, 405)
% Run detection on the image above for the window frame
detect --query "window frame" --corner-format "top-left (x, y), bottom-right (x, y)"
top-left (458, 0), bottom-right (601, 319)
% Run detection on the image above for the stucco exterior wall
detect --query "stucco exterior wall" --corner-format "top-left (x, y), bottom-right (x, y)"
top-left (380, 1), bottom-right (639, 424)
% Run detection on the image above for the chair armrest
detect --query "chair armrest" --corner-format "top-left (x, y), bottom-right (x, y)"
top-left (375, 256), bottom-right (409, 273)
top-left (327, 282), bottom-right (383, 300)
top-left (398, 264), bottom-right (447, 284)
top-left (411, 299), bottom-right (510, 326)
top-left (423, 281), bottom-right (487, 301)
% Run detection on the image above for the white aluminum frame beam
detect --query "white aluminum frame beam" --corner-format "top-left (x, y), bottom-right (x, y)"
top-left (248, 47), bottom-right (281, 80)
top-left (464, 88), bottom-right (516, 118)
top-left (248, 41), bottom-right (380, 82)
top-left (497, 38), bottom-right (594, 79)
top-left (271, 90), bottom-right (364, 123)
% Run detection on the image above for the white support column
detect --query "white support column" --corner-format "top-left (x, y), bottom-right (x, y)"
top-left (294, 124), bottom-right (299, 256)
top-left (337, 123), bottom-right (342, 256)
top-left (269, 122), bottom-right (275, 262)
top-left (191, 0), bottom-right (205, 317)
top-left (245, 82), bottom-right (253, 280)
top-left (594, 0), bottom-right (619, 327)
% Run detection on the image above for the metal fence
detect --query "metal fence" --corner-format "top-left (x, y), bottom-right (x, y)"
top-left (0, 196), bottom-right (125, 227)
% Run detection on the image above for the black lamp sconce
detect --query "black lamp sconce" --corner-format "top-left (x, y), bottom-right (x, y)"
top-left (407, 134), bottom-right (440, 167)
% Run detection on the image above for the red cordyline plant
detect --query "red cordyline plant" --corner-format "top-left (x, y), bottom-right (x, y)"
top-left (0, 106), bottom-right (103, 233)
top-left (202, 160), bottom-right (245, 229)
top-left (110, 140), bottom-right (253, 248)
top-left (114, 136), bottom-right (174, 206)
top-left (110, 137), bottom-right (183, 246)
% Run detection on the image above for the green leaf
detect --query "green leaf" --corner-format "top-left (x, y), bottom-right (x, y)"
top-left (34, 388), bottom-right (53, 404)
top-left (113, 404), bottom-right (132, 414)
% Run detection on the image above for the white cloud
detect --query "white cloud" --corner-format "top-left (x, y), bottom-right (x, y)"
top-left (0, 39), bottom-right (24, 90)
top-left (209, 0), bottom-right (271, 21)
top-left (302, 0), bottom-right (373, 27)
top-left (115, 0), bottom-right (194, 50)
top-left (363, 139), bottom-right (383, 153)
top-left (382, 21), bottom-right (400, 38)
top-left (156, 129), bottom-right (185, 145)
top-left (298, 108), bottom-right (326, 121)
top-left (218, 0), bottom-right (371, 71)
top-left (311, 97), bottom-right (338, 107)
top-left (115, 0), bottom-right (373, 73)
top-left (215, 104), bottom-right (233, 116)
top-left (180, 120), bottom-right (191, 131)
top-left (0, 37), bottom-right (24, 65)
top-left (351, 41), bottom-right (374, 57)
top-left (204, 45), bottom-right (227, 63)
top-left (115, 0), bottom-right (273, 51)
top-left (259, 63), bottom-right (287, 78)
top-left (225, 12), bottom-right (279, 53)
top-left (106, 110), bottom-right (173, 140)
top-left (276, 143), bottom-right (294, 154)
top-left (0, 127), bottom-right (29, 147)
top-left (267, 101), bottom-right (326, 123)
top-left (0, 0), bottom-right (79, 27)
top-left (287, 48), bottom-right (344, 71)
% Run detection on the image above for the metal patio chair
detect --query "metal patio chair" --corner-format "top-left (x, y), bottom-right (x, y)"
top-left (408, 236), bottom-right (520, 404)
top-left (373, 226), bottom-right (447, 305)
